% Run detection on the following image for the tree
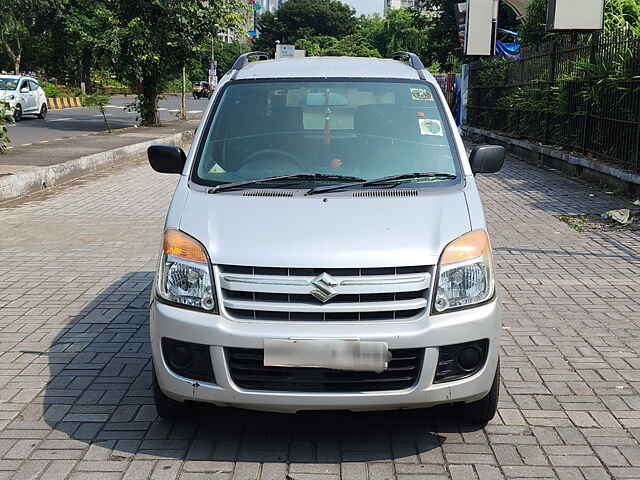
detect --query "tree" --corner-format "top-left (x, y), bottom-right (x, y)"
top-left (0, 0), bottom-right (48, 74)
top-left (296, 34), bottom-right (381, 57)
top-left (411, 0), bottom-right (460, 71)
top-left (375, 8), bottom-right (428, 58)
top-left (66, 0), bottom-right (246, 126)
top-left (255, 0), bottom-right (357, 52)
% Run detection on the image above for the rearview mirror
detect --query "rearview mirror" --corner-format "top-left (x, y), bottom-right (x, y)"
top-left (469, 145), bottom-right (505, 174)
top-left (148, 145), bottom-right (186, 174)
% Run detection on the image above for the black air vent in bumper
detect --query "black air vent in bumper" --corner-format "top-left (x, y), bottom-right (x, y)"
top-left (226, 348), bottom-right (424, 392)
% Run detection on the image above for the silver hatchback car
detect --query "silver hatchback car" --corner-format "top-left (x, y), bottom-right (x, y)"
top-left (148, 52), bottom-right (505, 424)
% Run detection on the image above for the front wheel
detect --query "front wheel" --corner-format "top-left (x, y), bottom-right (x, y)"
top-left (13, 104), bottom-right (22, 122)
top-left (460, 359), bottom-right (500, 425)
top-left (38, 103), bottom-right (47, 120)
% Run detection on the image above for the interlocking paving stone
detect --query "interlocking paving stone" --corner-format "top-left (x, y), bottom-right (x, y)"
top-left (1, 149), bottom-right (639, 479)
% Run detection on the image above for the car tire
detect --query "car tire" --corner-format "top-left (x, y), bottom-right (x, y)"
top-left (13, 104), bottom-right (22, 122)
top-left (152, 367), bottom-right (189, 420)
top-left (460, 359), bottom-right (500, 426)
top-left (38, 104), bottom-right (47, 120)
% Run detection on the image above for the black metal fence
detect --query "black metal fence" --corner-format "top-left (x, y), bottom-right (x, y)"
top-left (467, 29), bottom-right (640, 173)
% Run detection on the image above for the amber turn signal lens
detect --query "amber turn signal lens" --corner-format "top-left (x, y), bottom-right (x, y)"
top-left (441, 230), bottom-right (490, 265)
top-left (163, 229), bottom-right (208, 263)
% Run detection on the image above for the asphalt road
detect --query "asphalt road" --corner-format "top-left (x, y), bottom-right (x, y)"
top-left (6, 94), bottom-right (206, 146)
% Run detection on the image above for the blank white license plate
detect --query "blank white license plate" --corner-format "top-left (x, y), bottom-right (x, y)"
top-left (263, 339), bottom-right (391, 373)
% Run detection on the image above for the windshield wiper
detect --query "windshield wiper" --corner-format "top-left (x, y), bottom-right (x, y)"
top-left (306, 172), bottom-right (458, 195)
top-left (208, 173), bottom-right (365, 194)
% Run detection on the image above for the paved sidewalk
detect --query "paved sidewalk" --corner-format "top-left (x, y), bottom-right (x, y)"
top-left (0, 153), bottom-right (639, 480)
top-left (0, 119), bottom-right (199, 173)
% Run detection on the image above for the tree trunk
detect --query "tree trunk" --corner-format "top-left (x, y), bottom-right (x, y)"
top-left (141, 77), bottom-right (160, 127)
top-left (3, 42), bottom-right (20, 75)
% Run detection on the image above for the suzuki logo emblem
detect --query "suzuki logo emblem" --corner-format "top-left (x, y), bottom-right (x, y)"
top-left (310, 272), bottom-right (339, 303)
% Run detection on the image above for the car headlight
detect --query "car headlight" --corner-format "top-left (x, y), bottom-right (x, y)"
top-left (433, 230), bottom-right (494, 313)
top-left (157, 229), bottom-right (216, 312)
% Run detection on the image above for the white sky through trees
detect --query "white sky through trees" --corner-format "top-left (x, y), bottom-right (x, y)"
top-left (342, 0), bottom-right (385, 16)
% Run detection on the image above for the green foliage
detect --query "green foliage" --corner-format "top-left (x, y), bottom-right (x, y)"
top-left (254, 0), bottom-right (356, 53)
top-left (40, 81), bottom-right (60, 98)
top-left (65, 0), bottom-right (247, 126)
top-left (295, 34), bottom-right (381, 58)
top-left (0, 101), bottom-right (13, 153)
top-left (0, 0), bottom-right (50, 74)
top-left (478, 58), bottom-right (510, 87)
top-left (81, 92), bottom-right (110, 108)
top-left (374, 8), bottom-right (428, 58)
top-left (411, 0), bottom-right (460, 72)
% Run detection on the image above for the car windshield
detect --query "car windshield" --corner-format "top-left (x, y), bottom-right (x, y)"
top-left (0, 79), bottom-right (19, 90)
top-left (193, 80), bottom-right (459, 186)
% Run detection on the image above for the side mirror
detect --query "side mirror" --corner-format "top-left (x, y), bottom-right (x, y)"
top-left (469, 145), bottom-right (505, 174)
top-left (20, 87), bottom-right (29, 93)
top-left (148, 145), bottom-right (186, 174)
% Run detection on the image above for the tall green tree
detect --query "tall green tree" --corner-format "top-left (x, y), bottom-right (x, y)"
top-left (255, 0), bottom-right (357, 52)
top-left (66, 0), bottom-right (246, 126)
top-left (411, 0), bottom-right (460, 71)
top-left (0, 0), bottom-right (50, 74)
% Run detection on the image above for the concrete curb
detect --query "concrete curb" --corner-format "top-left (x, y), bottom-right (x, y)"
top-left (0, 130), bottom-right (192, 203)
top-left (464, 126), bottom-right (640, 194)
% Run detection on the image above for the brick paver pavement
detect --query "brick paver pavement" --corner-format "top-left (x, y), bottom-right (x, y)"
top-left (1, 153), bottom-right (639, 480)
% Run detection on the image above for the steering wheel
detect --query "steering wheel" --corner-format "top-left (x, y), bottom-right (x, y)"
top-left (237, 148), bottom-right (303, 172)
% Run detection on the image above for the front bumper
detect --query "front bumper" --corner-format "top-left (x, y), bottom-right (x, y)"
top-left (150, 299), bottom-right (501, 413)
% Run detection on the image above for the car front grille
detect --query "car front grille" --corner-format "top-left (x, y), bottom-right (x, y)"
top-left (218, 265), bottom-right (433, 322)
top-left (226, 347), bottom-right (424, 392)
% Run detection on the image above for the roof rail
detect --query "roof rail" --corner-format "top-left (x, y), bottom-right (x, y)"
top-left (390, 51), bottom-right (426, 79)
top-left (230, 51), bottom-right (269, 79)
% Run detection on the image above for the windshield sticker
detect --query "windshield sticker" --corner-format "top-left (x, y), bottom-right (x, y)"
top-left (209, 163), bottom-right (226, 174)
top-left (418, 119), bottom-right (443, 136)
top-left (411, 88), bottom-right (433, 102)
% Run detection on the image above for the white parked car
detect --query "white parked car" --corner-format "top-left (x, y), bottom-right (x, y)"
top-left (0, 75), bottom-right (48, 121)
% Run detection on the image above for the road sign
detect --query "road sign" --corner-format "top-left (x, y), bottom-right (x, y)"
top-left (464, 0), bottom-right (497, 57)
top-left (547, 0), bottom-right (604, 31)
top-left (252, 3), bottom-right (261, 11)
top-left (248, 29), bottom-right (257, 38)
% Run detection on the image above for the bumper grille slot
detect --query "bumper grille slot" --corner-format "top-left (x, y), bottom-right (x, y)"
top-left (226, 348), bottom-right (424, 392)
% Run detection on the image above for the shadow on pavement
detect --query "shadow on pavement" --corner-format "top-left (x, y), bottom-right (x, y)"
top-left (39, 272), bottom-right (480, 463)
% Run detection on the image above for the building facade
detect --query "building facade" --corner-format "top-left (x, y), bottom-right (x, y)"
top-left (258, 0), bottom-right (285, 14)
top-left (386, 0), bottom-right (415, 9)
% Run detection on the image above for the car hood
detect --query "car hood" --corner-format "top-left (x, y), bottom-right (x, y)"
top-left (178, 187), bottom-right (471, 268)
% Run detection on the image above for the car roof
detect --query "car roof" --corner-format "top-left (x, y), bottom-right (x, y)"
top-left (234, 57), bottom-right (435, 82)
